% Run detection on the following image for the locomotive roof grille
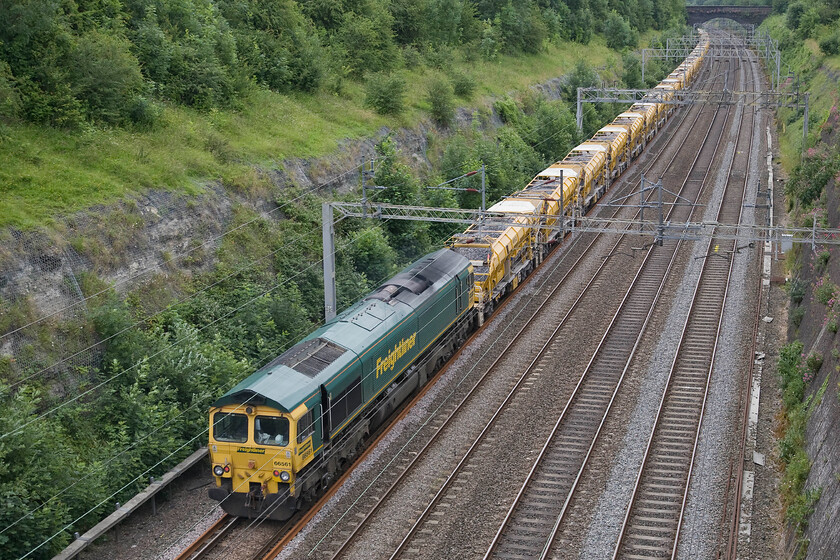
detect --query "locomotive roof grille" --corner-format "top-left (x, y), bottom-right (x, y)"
top-left (267, 337), bottom-right (347, 377)
top-left (367, 272), bottom-right (432, 301)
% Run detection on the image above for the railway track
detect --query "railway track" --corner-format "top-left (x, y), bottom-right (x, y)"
top-left (613, 43), bottom-right (762, 560)
top-left (174, 515), bottom-right (240, 560)
top-left (173, 510), bottom-right (293, 560)
top-left (319, 55), bottom-right (740, 559)
top-left (479, 50), bottom-right (743, 560)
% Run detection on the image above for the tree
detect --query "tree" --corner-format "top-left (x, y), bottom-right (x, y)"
top-left (349, 227), bottom-right (398, 282)
top-left (604, 11), bottom-right (638, 51)
top-left (69, 31), bottom-right (144, 124)
top-left (371, 137), bottom-right (430, 259)
top-left (334, 10), bottom-right (399, 77)
top-left (786, 1), bottom-right (807, 30)
top-left (819, 31), bottom-right (840, 55)
top-left (622, 52), bottom-right (644, 89)
top-left (562, 59), bottom-right (599, 103)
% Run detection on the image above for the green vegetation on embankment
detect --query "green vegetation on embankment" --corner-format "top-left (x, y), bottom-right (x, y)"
top-left (0, 40), bottom-right (615, 229)
top-left (761, 2), bottom-right (840, 556)
top-left (760, 8), bottom-right (840, 167)
top-left (0, 0), bottom-right (686, 230)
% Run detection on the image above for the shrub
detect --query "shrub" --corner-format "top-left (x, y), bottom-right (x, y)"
top-left (787, 485), bottom-right (821, 534)
top-left (450, 71), bottom-right (476, 99)
top-left (814, 276), bottom-right (837, 306)
top-left (401, 45), bottom-right (422, 69)
top-left (127, 96), bottom-right (162, 129)
top-left (480, 19), bottom-right (502, 60)
top-left (494, 96), bottom-right (521, 124)
top-left (816, 250), bottom-right (830, 273)
top-left (791, 305), bottom-right (805, 327)
top-left (806, 352), bottom-right (823, 376)
top-left (0, 61), bottom-right (20, 120)
top-left (778, 340), bottom-right (803, 389)
top-left (364, 72), bottom-right (406, 116)
top-left (820, 32), bottom-right (840, 56)
top-left (424, 44), bottom-right (454, 71)
top-left (622, 52), bottom-right (643, 89)
top-left (788, 278), bottom-right (807, 304)
top-left (785, 148), bottom-right (840, 207)
top-left (427, 77), bottom-right (455, 127)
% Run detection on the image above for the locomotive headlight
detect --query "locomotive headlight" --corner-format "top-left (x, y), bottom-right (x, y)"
top-left (280, 471), bottom-right (291, 482)
top-left (213, 465), bottom-right (225, 477)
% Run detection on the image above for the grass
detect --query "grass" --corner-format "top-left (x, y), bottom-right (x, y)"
top-left (762, 16), bottom-right (840, 169)
top-left (0, 39), bottom-right (615, 230)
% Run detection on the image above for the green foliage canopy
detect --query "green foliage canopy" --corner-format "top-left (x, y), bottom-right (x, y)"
top-left (0, 0), bottom-right (687, 128)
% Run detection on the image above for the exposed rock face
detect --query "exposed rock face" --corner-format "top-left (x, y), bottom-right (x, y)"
top-left (783, 100), bottom-right (840, 559)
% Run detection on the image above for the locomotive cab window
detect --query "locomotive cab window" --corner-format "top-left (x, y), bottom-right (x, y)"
top-left (213, 413), bottom-right (248, 443)
top-left (255, 416), bottom-right (289, 446)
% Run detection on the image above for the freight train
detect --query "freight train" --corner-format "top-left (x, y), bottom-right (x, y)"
top-left (207, 32), bottom-right (710, 520)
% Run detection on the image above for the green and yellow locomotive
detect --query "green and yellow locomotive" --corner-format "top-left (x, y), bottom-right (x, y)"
top-left (208, 249), bottom-right (474, 519)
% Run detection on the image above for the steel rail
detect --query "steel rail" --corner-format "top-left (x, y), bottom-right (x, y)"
top-left (721, 47), bottom-right (768, 560)
top-left (206, 39), bottom-right (721, 560)
top-left (386, 55), bottom-right (734, 560)
top-left (676, 46), bottom-right (762, 560)
top-left (173, 515), bottom-right (238, 560)
top-left (723, 230), bottom-right (765, 560)
top-left (329, 185), bottom-right (639, 559)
